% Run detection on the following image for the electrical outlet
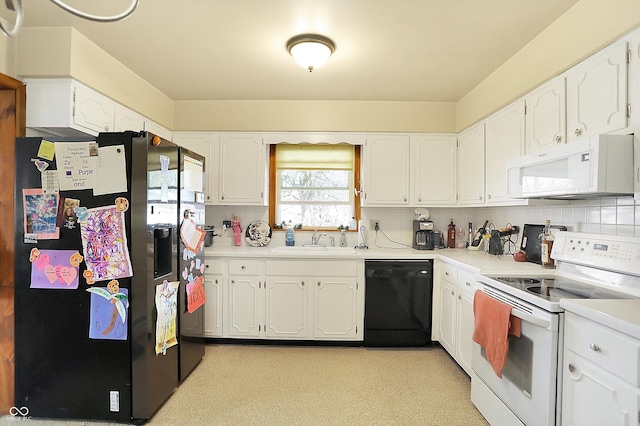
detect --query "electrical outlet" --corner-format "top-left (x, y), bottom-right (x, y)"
top-left (370, 220), bottom-right (380, 230)
top-left (222, 220), bottom-right (232, 227)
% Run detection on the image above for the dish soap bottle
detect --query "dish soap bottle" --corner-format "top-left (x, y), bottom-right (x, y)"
top-left (285, 222), bottom-right (295, 246)
top-left (339, 229), bottom-right (347, 247)
top-left (447, 220), bottom-right (456, 248)
top-left (540, 219), bottom-right (555, 268)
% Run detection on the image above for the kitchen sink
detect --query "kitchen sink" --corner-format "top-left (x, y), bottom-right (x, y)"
top-left (270, 245), bottom-right (357, 255)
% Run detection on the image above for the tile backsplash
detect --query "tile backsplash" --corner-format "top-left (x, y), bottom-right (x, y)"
top-left (205, 196), bottom-right (640, 248)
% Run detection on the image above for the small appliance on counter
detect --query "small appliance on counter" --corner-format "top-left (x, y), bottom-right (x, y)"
top-left (520, 223), bottom-right (567, 264)
top-left (412, 219), bottom-right (437, 250)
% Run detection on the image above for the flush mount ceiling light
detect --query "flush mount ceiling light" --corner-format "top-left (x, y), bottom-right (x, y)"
top-left (286, 34), bottom-right (336, 72)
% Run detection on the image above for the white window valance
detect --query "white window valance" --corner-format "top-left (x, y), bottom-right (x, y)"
top-left (262, 133), bottom-right (365, 145)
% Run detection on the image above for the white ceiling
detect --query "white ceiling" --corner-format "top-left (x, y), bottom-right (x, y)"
top-left (15, 0), bottom-right (579, 102)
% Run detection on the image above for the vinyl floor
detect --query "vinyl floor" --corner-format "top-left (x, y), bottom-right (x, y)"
top-left (1, 344), bottom-right (488, 425)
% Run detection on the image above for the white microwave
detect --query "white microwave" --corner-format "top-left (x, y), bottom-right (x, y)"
top-left (507, 134), bottom-right (634, 199)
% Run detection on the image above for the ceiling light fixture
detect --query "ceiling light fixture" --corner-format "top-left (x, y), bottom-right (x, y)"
top-left (286, 34), bottom-right (336, 72)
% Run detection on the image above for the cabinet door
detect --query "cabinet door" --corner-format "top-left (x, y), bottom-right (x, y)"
top-left (114, 106), bottom-right (145, 132)
top-left (566, 41), bottom-right (628, 142)
top-left (219, 134), bottom-right (266, 205)
top-left (227, 275), bottom-right (263, 337)
top-left (457, 123), bottom-right (485, 205)
top-left (456, 289), bottom-right (474, 376)
top-left (484, 101), bottom-right (525, 204)
top-left (265, 277), bottom-right (309, 339)
top-left (73, 83), bottom-right (116, 134)
top-left (438, 279), bottom-right (457, 355)
top-left (313, 277), bottom-right (358, 339)
top-left (173, 133), bottom-right (219, 203)
top-left (412, 135), bottom-right (457, 205)
top-left (362, 135), bottom-right (410, 206)
top-left (525, 78), bottom-right (566, 153)
top-left (562, 350), bottom-right (640, 426)
top-left (204, 274), bottom-right (223, 337)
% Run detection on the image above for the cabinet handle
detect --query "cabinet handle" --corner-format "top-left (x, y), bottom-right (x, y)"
top-left (418, 197), bottom-right (422, 202)
top-left (241, 265), bottom-right (246, 269)
top-left (403, 196), bottom-right (407, 202)
top-left (555, 135), bottom-right (562, 143)
top-left (231, 279), bottom-right (235, 284)
top-left (215, 279), bottom-right (218, 284)
top-left (458, 295), bottom-right (461, 300)
top-left (317, 282), bottom-right (321, 286)
top-left (589, 343), bottom-right (601, 352)
top-left (451, 290), bottom-right (454, 296)
top-left (445, 271), bottom-right (449, 276)
top-left (301, 281), bottom-right (305, 287)
top-left (465, 281), bottom-right (471, 286)
top-left (221, 195), bottom-right (226, 200)
top-left (568, 363), bottom-right (575, 373)
top-left (574, 128), bottom-right (582, 137)
top-left (637, 167), bottom-right (639, 183)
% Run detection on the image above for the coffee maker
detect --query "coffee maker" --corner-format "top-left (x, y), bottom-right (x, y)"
top-left (413, 220), bottom-right (436, 250)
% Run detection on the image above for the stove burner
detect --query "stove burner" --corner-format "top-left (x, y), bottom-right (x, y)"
top-left (497, 277), bottom-right (541, 285)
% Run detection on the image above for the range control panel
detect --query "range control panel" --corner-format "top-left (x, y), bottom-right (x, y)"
top-left (552, 231), bottom-right (640, 275)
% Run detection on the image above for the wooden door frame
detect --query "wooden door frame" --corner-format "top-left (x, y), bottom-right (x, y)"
top-left (0, 73), bottom-right (26, 413)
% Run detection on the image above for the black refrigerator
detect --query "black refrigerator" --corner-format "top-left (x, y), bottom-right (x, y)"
top-left (13, 131), bottom-right (206, 423)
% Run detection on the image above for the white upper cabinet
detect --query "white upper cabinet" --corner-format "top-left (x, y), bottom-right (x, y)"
top-left (484, 100), bottom-right (525, 204)
top-left (219, 134), bottom-right (267, 205)
top-left (457, 122), bottom-right (485, 205)
top-left (566, 41), bottom-right (629, 142)
top-left (173, 132), bottom-right (219, 204)
top-left (525, 78), bottom-right (566, 153)
top-left (362, 135), bottom-right (410, 206)
top-left (114, 105), bottom-right (145, 133)
top-left (411, 134), bottom-right (457, 205)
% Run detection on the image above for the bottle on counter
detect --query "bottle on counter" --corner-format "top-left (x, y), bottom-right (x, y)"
top-left (339, 229), bottom-right (347, 247)
top-left (447, 220), bottom-right (456, 248)
top-left (285, 222), bottom-right (295, 246)
top-left (540, 219), bottom-right (555, 268)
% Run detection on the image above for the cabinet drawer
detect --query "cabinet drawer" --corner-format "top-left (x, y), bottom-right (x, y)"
top-left (565, 313), bottom-right (640, 386)
top-left (266, 260), bottom-right (357, 277)
top-left (228, 259), bottom-right (261, 275)
top-left (440, 262), bottom-right (457, 284)
top-left (205, 259), bottom-right (224, 274)
top-left (457, 269), bottom-right (476, 295)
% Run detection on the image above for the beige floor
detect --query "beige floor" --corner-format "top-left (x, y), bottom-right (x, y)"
top-left (1, 344), bottom-right (488, 426)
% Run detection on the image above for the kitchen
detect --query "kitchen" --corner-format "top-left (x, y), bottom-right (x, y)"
top-left (2, 1), bottom-right (640, 425)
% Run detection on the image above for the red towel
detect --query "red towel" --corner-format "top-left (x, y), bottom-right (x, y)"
top-left (472, 290), bottom-right (521, 378)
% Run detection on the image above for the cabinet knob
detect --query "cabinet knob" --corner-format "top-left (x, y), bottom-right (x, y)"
top-left (301, 281), bottom-right (305, 287)
top-left (241, 265), bottom-right (246, 269)
top-left (451, 290), bottom-right (454, 296)
top-left (487, 194), bottom-right (492, 200)
top-left (478, 195), bottom-right (483, 200)
top-left (403, 197), bottom-right (407, 202)
top-left (317, 282), bottom-right (321, 286)
top-left (465, 281), bottom-right (471, 286)
top-left (458, 295), bottom-right (461, 300)
top-left (589, 343), bottom-right (601, 352)
top-left (568, 363), bottom-right (575, 373)
top-left (105, 125), bottom-right (110, 131)
top-left (418, 197), bottom-right (422, 202)
top-left (555, 135), bottom-right (562, 143)
top-left (574, 128), bottom-right (582, 137)
top-left (445, 271), bottom-right (449, 276)
top-left (205, 264), bottom-right (209, 268)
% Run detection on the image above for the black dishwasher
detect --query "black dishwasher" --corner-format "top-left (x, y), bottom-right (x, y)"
top-left (364, 260), bottom-right (433, 347)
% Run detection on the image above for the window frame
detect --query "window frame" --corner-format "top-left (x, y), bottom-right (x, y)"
top-left (268, 144), bottom-right (361, 232)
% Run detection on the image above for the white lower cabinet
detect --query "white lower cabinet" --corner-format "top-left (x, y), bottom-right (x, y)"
top-left (265, 276), bottom-right (309, 338)
top-left (313, 277), bottom-right (358, 339)
top-left (436, 261), bottom-right (476, 375)
top-left (562, 312), bottom-right (640, 425)
top-left (203, 259), bottom-right (223, 337)
top-left (217, 257), bottom-right (363, 341)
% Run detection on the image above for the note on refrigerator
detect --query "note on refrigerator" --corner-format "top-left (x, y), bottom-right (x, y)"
top-left (94, 145), bottom-right (127, 196)
top-left (54, 142), bottom-right (97, 191)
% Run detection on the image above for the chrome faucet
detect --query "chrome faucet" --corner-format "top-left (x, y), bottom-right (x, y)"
top-left (311, 230), bottom-right (327, 246)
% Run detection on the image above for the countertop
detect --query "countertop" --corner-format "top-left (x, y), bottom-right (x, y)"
top-left (204, 245), bottom-right (547, 274)
top-left (560, 298), bottom-right (640, 340)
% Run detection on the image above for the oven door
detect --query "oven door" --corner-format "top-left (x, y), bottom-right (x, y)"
top-left (471, 283), bottom-right (560, 426)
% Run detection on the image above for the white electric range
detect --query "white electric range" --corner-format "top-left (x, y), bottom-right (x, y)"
top-left (471, 231), bottom-right (640, 426)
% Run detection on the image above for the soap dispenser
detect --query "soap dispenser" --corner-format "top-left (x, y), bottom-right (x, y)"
top-left (285, 222), bottom-right (295, 246)
top-left (339, 229), bottom-right (347, 247)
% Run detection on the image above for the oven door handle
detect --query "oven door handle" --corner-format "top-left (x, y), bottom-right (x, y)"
top-left (510, 308), bottom-right (553, 330)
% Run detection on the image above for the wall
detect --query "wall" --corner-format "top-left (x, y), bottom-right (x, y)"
top-left (0, 33), bottom-right (16, 77)
top-left (457, 1), bottom-right (640, 131)
top-left (206, 197), bottom-right (640, 250)
top-left (173, 100), bottom-right (457, 133)
top-left (16, 27), bottom-right (174, 129)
